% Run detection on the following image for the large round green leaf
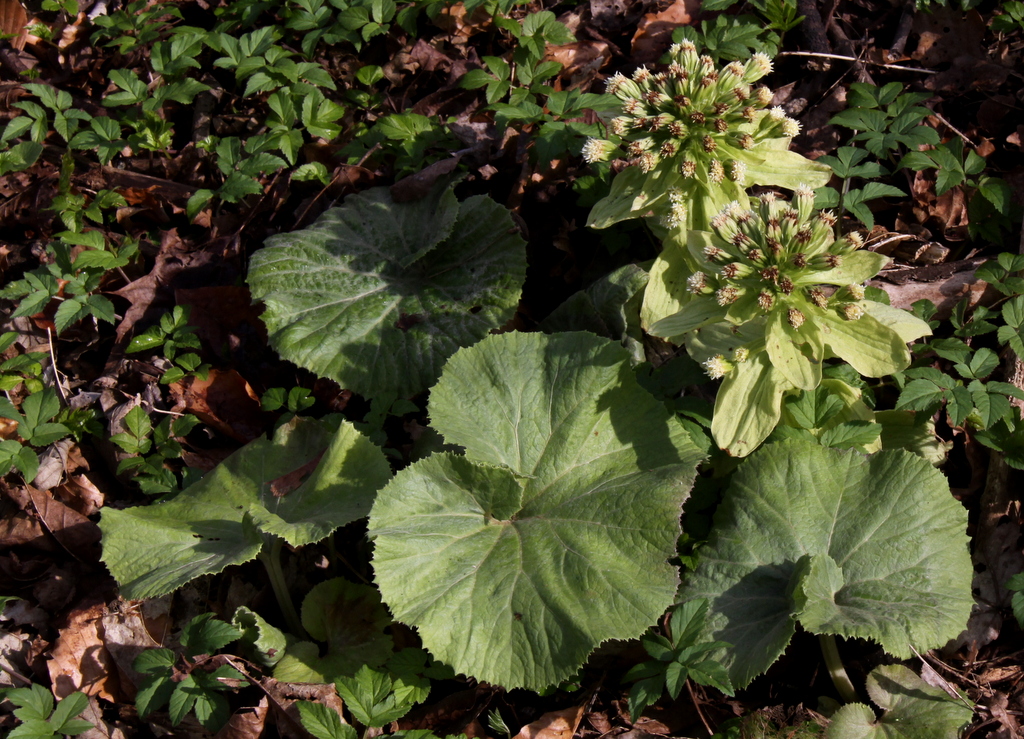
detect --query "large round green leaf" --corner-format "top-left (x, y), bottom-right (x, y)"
top-left (679, 440), bottom-right (972, 689)
top-left (369, 332), bottom-right (704, 690)
top-left (247, 184), bottom-right (527, 399)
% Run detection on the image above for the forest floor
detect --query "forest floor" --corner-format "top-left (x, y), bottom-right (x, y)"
top-left (1, 0), bottom-right (1024, 736)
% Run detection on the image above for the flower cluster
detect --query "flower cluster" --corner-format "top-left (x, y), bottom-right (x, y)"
top-left (583, 44), bottom-right (802, 187)
top-left (649, 186), bottom-right (905, 385)
top-left (648, 189), bottom-right (932, 457)
top-left (683, 187), bottom-right (864, 332)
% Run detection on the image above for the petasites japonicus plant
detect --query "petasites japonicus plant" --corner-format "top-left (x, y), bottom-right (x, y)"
top-left (369, 331), bottom-right (703, 690)
top-left (584, 43), bottom-right (830, 234)
top-left (247, 179), bottom-right (526, 399)
top-left (648, 189), bottom-right (931, 456)
top-left (678, 440), bottom-right (973, 690)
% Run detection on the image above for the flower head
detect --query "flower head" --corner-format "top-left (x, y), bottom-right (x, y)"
top-left (589, 43), bottom-right (798, 206)
top-left (702, 354), bottom-right (733, 380)
top-left (582, 138), bottom-right (619, 163)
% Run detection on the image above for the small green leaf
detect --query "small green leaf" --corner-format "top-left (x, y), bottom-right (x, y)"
top-left (168, 676), bottom-right (199, 726)
top-left (233, 606), bottom-right (287, 667)
top-left (134, 657), bottom-right (176, 717)
top-left (297, 701), bottom-right (358, 739)
top-left (955, 347), bottom-right (998, 379)
top-left (47, 692), bottom-right (90, 734)
top-left (817, 420), bottom-right (881, 450)
top-left (180, 613), bottom-right (242, 658)
top-left (828, 664), bottom-right (973, 738)
top-left (335, 666), bottom-right (415, 728)
top-left (300, 578), bottom-right (394, 674)
top-left (7, 683), bottom-right (53, 722)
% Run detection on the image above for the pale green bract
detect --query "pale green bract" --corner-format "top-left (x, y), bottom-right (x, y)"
top-left (247, 182), bottom-right (526, 399)
top-left (99, 418), bottom-right (391, 599)
top-left (679, 440), bottom-right (972, 689)
top-left (827, 665), bottom-right (973, 738)
top-left (369, 331), bottom-right (703, 690)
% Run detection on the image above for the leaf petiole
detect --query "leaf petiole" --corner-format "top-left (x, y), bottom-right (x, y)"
top-left (819, 633), bottom-right (858, 704)
top-left (259, 536), bottom-right (309, 641)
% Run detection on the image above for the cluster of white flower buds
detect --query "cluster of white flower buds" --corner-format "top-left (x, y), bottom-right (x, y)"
top-left (582, 44), bottom-right (802, 188)
top-left (686, 187), bottom-right (873, 379)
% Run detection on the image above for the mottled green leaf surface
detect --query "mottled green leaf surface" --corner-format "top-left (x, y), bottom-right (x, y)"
top-left (680, 440), bottom-right (972, 688)
top-left (247, 184), bottom-right (526, 398)
top-left (370, 332), bottom-right (703, 690)
top-left (100, 418), bottom-right (391, 599)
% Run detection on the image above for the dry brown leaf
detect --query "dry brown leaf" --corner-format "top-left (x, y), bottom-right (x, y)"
top-left (544, 41), bottom-right (611, 89)
top-left (216, 696), bottom-right (270, 739)
top-left (260, 678), bottom-right (345, 739)
top-left (630, 0), bottom-right (700, 64)
top-left (54, 473), bottom-right (106, 517)
top-left (924, 56), bottom-right (1010, 92)
top-left (26, 485), bottom-right (102, 561)
top-left (514, 706), bottom-right (585, 739)
top-left (0, 629), bottom-right (32, 688)
top-left (110, 228), bottom-right (216, 355)
top-left (0, 0), bottom-right (29, 50)
top-left (0, 508), bottom-right (53, 550)
top-left (586, 712), bottom-right (612, 734)
top-left (32, 564), bottom-right (77, 612)
top-left (985, 693), bottom-right (1021, 739)
top-left (911, 8), bottom-right (985, 64)
top-left (168, 368), bottom-right (267, 443)
top-left (100, 601), bottom-right (162, 702)
top-left (48, 601), bottom-right (120, 702)
top-left (0, 416), bottom-right (19, 440)
top-left (173, 286), bottom-right (268, 364)
top-left (869, 260), bottom-right (997, 319)
top-left (269, 451), bottom-right (325, 497)
top-left (391, 157), bottom-right (462, 202)
top-left (33, 438), bottom-right (74, 492)
top-left (433, 1), bottom-right (492, 45)
top-left (76, 694), bottom-right (129, 739)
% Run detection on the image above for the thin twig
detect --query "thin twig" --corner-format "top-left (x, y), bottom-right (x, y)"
top-left (685, 680), bottom-right (714, 737)
top-left (0, 662), bottom-right (35, 686)
top-left (910, 646), bottom-right (977, 712)
top-left (46, 328), bottom-right (68, 404)
top-left (777, 51), bottom-right (939, 74)
top-left (931, 111), bottom-right (977, 147)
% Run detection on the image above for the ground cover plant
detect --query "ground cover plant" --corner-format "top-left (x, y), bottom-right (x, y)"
top-left (1, 0), bottom-right (1024, 736)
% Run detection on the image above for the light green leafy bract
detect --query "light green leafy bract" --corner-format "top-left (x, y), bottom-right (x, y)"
top-left (369, 331), bottom-right (703, 690)
top-left (827, 664), bottom-right (973, 739)
top-left (100, 418), bottom-right (391, 599)
top-left (247, 184), bottom-right (527, 398)
top-left (679, 440), bottom-right (972, 689)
